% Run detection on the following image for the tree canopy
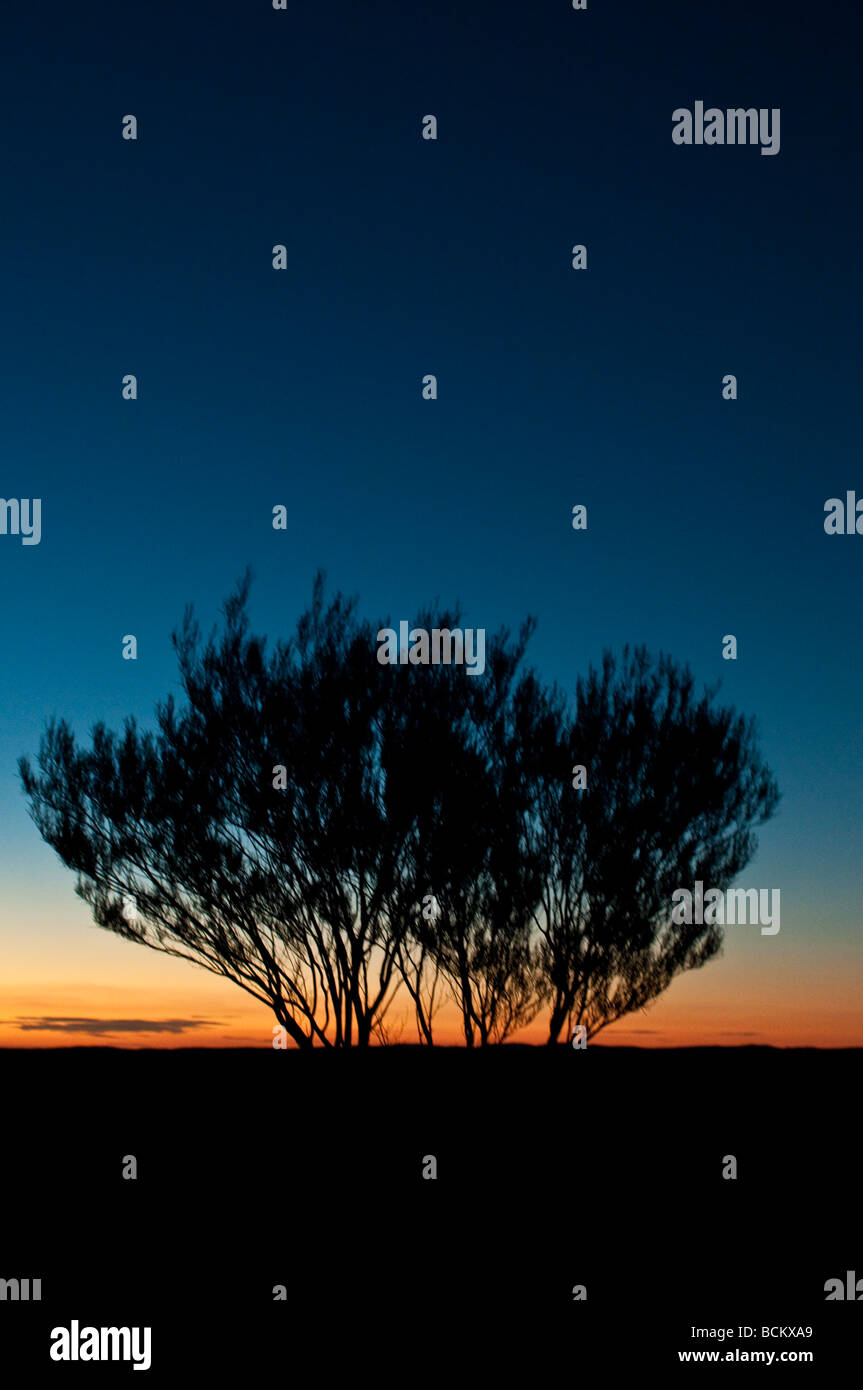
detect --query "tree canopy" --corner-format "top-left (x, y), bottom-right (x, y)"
top-left (19, 572), bottom-right (780, 1046)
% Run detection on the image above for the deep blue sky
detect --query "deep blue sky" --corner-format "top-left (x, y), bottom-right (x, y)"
top-left (1, 0), bottom-right (861, 1042)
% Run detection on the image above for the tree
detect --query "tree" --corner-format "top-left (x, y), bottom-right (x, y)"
top-left (20, 573), bottom-right (413, 1048)
top-left (19, 579), bottom-right (779, 1047)
top-left (531, 647), bottom-right (781, 1044)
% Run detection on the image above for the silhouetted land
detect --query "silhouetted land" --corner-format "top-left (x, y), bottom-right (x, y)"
top-left (1, 1046), bottom-right (858, 1377)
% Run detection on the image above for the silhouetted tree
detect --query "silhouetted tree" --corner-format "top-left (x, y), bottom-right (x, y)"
top-left (19, 580), bottom-right (779, 1047)
top-left (531, 647), bottom-right (781, 1043)
top-left (21, 575), bottom-right (409, 1047)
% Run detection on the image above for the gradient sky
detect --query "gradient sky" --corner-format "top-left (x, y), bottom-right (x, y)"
top-left (1, 0), bottom-right (861, 1047)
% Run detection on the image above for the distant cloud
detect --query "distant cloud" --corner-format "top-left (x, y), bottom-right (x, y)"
top-left (11, 1016), bottom-right (222, 1036)
top-left (719, 1030), bottom-right (760, 1038)
top-left (614, 1028), bottom-right (660, 1035)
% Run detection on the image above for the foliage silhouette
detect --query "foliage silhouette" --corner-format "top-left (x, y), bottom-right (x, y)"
top-left (19, 573), bottom-right (779, 1046)
top-left (528, 648), bottom-right (780, 1043)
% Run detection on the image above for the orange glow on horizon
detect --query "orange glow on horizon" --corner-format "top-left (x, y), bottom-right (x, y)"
top-left (2, 901), bottom-right (861, 1049)
top-left (1, 990), bottom-right (860, 1049)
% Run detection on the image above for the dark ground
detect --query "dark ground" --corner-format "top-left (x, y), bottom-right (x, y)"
top-left (1, 1045), bottom-right (858, 1377)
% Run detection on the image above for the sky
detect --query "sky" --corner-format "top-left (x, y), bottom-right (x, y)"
top-left (0, 0), bottom-right (861, 1047)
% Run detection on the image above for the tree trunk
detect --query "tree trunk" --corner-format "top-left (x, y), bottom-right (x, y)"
top-left (546, 995), bottom-right (568, 1045)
